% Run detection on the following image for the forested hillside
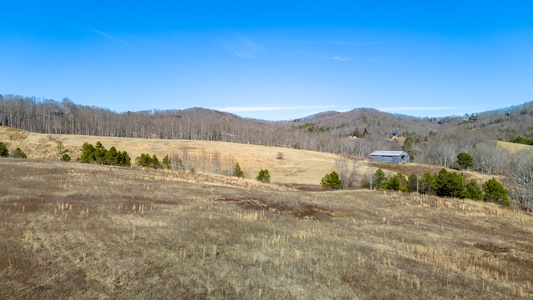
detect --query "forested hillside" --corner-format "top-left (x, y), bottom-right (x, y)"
top-left (1, 94), bottom-right (532, 174)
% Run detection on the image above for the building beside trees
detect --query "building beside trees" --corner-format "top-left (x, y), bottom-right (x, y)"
top-left (370, 151), bottom-right (410, 164)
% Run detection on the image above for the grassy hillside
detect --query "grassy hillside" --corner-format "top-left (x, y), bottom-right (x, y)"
top-left (497, 140), bottom-right (533, 154)
top-left (1, 126), bottom-right (499, 189)
top-left (1, 159), bottom-right (532, 299)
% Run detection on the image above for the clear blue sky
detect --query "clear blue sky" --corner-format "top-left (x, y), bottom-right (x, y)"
top-left (1, 1), bottom-right (532, 120)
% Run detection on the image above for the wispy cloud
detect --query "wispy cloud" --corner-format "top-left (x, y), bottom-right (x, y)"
top-left (379, 106), bottom-right (468, 111)
top-left (91, 29), bottom-right (130, 47)
top-left (215, 105), bottom-right (336, 113)
top-left (332, 56), bottom-right (350, 62)
top-left (224, 34), bottom-right (262, 58)
top-left (272, 39), bottom-right (377, 46)
top-left (296, 51), bottom-right (351, 62)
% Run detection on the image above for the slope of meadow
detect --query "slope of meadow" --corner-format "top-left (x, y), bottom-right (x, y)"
top-left (1, 158), bottom-right (532, 299)
top-left (0, 126), bottom-right (500, 189)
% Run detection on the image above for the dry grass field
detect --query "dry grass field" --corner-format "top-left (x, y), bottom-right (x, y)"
top-left (1, 158), bottom-right (533, 299)
top-left (0, 126), bottom-right (343, 187)
top-left (497, 140), bottom-right (533, 154)
top-left (0, 126), bottom-right (501, 189)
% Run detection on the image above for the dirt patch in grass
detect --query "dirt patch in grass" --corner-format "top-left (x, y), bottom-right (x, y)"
top-left (218, 197), bottom-right (336, 221)
top-left (475, 243), bottom-right (511, 253)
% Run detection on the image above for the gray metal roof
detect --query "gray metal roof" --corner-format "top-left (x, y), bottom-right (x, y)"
top-left (370, 151), bottom-right (408, 157)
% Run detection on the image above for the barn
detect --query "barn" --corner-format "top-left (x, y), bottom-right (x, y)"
top-left (370, 151), bottom-right (410, 164)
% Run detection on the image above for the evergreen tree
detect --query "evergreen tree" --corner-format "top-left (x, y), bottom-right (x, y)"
top-left (419, 172), bottom-right (436, 195)
top-left (385, 175), bottom-right (401, 191)
top-left (136, 153), bottom-right (152, 168)
top-left (483, 178), bottom-right (510, 206)
top-left (80, 142), bottom-right (96, 163)
top-left (407, 173), bottom-right (419, 192)
top-left (373, 168), bottom-right (387, 189)
top-left (402, 135), bottom-right (415, 162)
top-left (14, 148), bottom-right (27, 158)
top-left (94, 141), bottom-right (107, 164)
top-left (457, 152), bottom-right (474, 170)
top-left (117, 151), bottom-right (131, 167)
top-left (234, 162), bottom-right (244, 178)
top-left (104, 146), bottom-right (119, 165)
top-left (151, 154), bottom-right (160, 169)
top-left (386, 173), bottom-right (407, 191)
top-left (0, 142), bottom-right (8, 157)
top-left (321, 171), bottom-right (342, 190)
top-left (256, 169), bottom-right (271, 183)
top-left (436, 168), bottom-right (466, 198)
top-left (162, 154), bottom-right (171, 169)
top-left (464, 179), bottom-right (484, 200)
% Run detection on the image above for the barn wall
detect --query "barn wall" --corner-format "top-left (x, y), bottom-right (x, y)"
top-left (371, 156), bottom-right (402, 164)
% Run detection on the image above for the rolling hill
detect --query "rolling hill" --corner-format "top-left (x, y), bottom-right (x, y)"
top-left (1, 155), bottom-right (532, 299)
top-left (0, 126), bottom-right (500, 188)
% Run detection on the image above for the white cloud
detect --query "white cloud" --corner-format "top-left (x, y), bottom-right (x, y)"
top-left (91, 29), bottom-right (130, 47)
top-left (224, 34), bottom-right (261, 58)
top-left (332, 56), bottom-right (350, 61)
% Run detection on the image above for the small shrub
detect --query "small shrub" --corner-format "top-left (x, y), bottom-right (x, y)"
top-left (234, 162), bottom-right (244, 178)
top-left (321, 171), bottom-right (342, 190)
top-left (0, 142), bottom-right (9, 157)
top-left (14, 148), bottom-right (27, 159)
top-left (136, 153), bottom-right (160, 169)
top-left (162, 154), bottom-right (171, 169)
top-left (60, 153), bottom-right (71, 162)
top-left (276, 152), bottom-right (284, 160)
top-left (256, 169), bottom-right (271, 183)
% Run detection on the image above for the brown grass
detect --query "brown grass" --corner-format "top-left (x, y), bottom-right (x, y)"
top-left (1, 126), bottom-right (502, 187)
top-left (497, 141), bottom-right (533, 154)
top-left (1, 158), bottom-right (532, 299)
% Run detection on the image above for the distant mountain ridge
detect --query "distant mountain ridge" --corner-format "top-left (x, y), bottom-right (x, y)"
top-left (1, 94), bottom-right (531, 169)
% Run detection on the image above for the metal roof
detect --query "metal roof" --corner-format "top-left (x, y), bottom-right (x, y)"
top-left (370, 151), bottom-right (408, 157)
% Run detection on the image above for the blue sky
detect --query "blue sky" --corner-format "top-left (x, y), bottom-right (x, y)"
top-left (1, 1), bottom-right (532, 120)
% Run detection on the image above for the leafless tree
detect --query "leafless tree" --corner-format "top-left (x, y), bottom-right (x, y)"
top-left (508, 151), bottom-right (533, 211)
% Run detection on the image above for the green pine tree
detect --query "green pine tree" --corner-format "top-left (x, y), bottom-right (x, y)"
top-left (456, 152), bottom-right (474, 170)
top-left (464, 179), bottom-right (484, 200)
top-left (256, 169), bottom-right (271, 183)
top-left (80, 142), bottom-right (96, 163)
top-left (162, 154), bottom-right (171, 170)
top-left (483, 178), bottom-right (510, 206)
top-left (94, 141), bottom-right (107, 164)
top-left (104, 146), bottom-right (119, 165)
top-left (373, 169), bottom-right (387, 189)
top-left (151, 154), bottom-right (160, 169)
top-left (234, 162), bottom-right (244, 178)
top-left (321, 171), bottom-right (342, 190)
top-left (407, 173), bottom-right (418, 192)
